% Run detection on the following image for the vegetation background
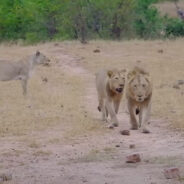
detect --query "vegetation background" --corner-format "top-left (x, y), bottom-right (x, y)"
top-left (0, 0), bottom-right (184, 44)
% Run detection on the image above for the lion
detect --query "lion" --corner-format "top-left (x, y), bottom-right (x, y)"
top-left (126, 66), bottom-right (152, 133)
top-left (95, 69), bottom-right (126, 128)
top-left (0, 51), bottom-right (50, 95)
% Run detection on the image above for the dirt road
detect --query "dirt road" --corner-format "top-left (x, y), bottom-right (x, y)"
top-left (1, 44), bottom-right (184, 184)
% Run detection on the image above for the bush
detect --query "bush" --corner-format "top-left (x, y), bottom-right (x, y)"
top-left (0, 0), bottom-right (184, 42)
top-left (165, 18), bottom-right (184, 37)
top-left (134, 0), bottom-right (164, 39)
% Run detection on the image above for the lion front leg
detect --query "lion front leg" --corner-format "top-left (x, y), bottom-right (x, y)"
top-left (97, 97), bottom-right (108, 122)
top-left (105, 99), bottom-right (119, 127)
top-left (128, 101), bottom-right (138, 130)
top-left (140, 103), bottom-right (151, 134)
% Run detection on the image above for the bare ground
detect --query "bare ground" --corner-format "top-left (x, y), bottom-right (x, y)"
top-left (1, 41), bottom-right (184, 184)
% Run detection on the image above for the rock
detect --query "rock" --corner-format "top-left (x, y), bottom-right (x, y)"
top-left (54, 43), bottom-right (59, 46)
top-left (158, 49), bottom-right (163, 53)
top-left (178, 80), bottom-right (184, 85)
top-left (120, 130), bottom-right (130, 136)
top-left (42, 77), bottom-right (48, 83)
top-left (129, 144), bottom-right (135, 149)
top-left (173, 84), bottom-right (180, 89)
top-left (136, 60), bottom-right (142, 63)
top-left (93, 49), bottom-right (100, 53)
top-left (0, 173), bottom-right (12, 181)
top-left (108, 125), bottom-right (114, 129)
top-left (164, 167), bottom-right (180, 179)
top-left (126, 153), bottom-right (141, 163)
top-left (142, 128), bottom-right (150, 134)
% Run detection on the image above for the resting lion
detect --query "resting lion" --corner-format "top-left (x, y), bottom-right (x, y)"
top-left (95, 69), bottom-right (126, 128)
top-left (126, 66), bottom-right (152, 133)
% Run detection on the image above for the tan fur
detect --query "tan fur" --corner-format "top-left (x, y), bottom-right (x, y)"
top-left (126, 66), bottom-right (152, 133)
top-left (95, 69), bottom-right (126, 128)
top-left (0, 51), bottom-right (50, 96)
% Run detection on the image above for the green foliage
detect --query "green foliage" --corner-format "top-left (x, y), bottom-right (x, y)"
top-left (134, 0), bottom-right (164, 39)
top-left (165, 17), bottom-right (184, 37)
top-left (0, 0), bottom-right (183, 43)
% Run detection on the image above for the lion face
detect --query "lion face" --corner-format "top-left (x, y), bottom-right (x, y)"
top-left (129, 74), bottom-right (151, 102)
top-left (35, 51), bottom-right (50, 65)
top-left (107, 69), bottom-right (126, 94)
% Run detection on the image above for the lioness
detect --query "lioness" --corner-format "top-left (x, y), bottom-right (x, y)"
top-left (126, 66), bottom-right (152, 133)
top-left (96, 69), bottom-right (126, 128)
top-left (0, 51), bottom-right (50, 95)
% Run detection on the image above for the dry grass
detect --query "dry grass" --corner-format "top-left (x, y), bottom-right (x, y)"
top-left (155, 0), bottom-right (184, 17)
top-left (0, 39), bottom-right (184, 139)
top-left (0, 43), bottom-right (104, 138)
top-left (33, 150), bottom-right (52, 157)
top-left (63, 40), bottom-right (184, 129)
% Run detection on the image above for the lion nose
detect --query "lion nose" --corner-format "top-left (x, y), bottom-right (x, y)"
top-left (138, 95), bottom-right (142, 98)
top-left (120, 84), bottom-right (124, 87)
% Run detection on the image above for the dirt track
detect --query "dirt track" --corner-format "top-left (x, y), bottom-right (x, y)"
top-left (1, 44), bottom-right (184, 184)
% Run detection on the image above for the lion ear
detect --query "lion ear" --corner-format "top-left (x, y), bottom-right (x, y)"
top-left (107, 70), bottom-right (114, 78)
top-left (127, 70), bottom-right (136, 80)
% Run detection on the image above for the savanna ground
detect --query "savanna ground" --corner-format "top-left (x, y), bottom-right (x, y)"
top-left (0, 39), bottom-right (184, 184)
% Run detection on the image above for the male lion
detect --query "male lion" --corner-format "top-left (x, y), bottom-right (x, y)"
top-left (126, 66), bottom-right (152, 133)
top-left (96, 69), bottom-right (126, 128)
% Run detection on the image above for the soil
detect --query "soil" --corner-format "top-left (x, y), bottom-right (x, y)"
top-left (1, 47), bottom-right (184, 184)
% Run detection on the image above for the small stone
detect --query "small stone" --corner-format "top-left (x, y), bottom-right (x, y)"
top-left (93, 49), bottom-right (100, 53)
top-left (173, 84), bottom-right (180, 89)
top-left (42, 77), bottom-right (48, 82)
top-left (178, 80), bottom-right (184, 85)
top-left (54, 43), bottom-right (59, 46)
top-left (158, 49), bottom-right (163, 53)
top-left (115, 144), bottom-right (120, 147)
top-left (120, 130), bottom-right (130, 135)
top-left (136, 60), bottom-right (142, 63)
top-left (164, 167), bottom-right (180, 179)
top-left (142, 128), bottom-right (150, 134)
top-left (129, 144), bottom-right (135, 149)
top-left (108, 125), bottom-right (114, 129)
top-left (126, 153), bottom-right (141, 163)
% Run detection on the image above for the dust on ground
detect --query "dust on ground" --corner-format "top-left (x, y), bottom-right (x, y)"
top-left (0, 41), bottom-right (184, 184)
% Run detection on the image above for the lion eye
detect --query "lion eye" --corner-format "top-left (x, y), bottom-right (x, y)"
top-left (142, 84), bottom-right (146, 87)
top-left (115, 77), bottom-right (119, 80)
top-left (134, 85), bottom-right (137, 88)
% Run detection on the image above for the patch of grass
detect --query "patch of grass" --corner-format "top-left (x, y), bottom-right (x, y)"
top-left (48, 138), bottom-right (60, 144)
top-left (72, 147), bottom-right (116, 163)
top-left (178, 177), bottom-right (184, 182)
top-left (149, 155), bottom-right (182, 166)
top-left (64, 40), bottom-right (184, 128)
top-left (33, 150), bottom-right (52, 157)
top-left (2, 150), bottom-right (25, 157)
top-left (28, 141), bottom-right (41, 149)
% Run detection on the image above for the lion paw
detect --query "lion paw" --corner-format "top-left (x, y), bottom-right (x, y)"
top-left (112, 122), bottom-right (119, 127)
